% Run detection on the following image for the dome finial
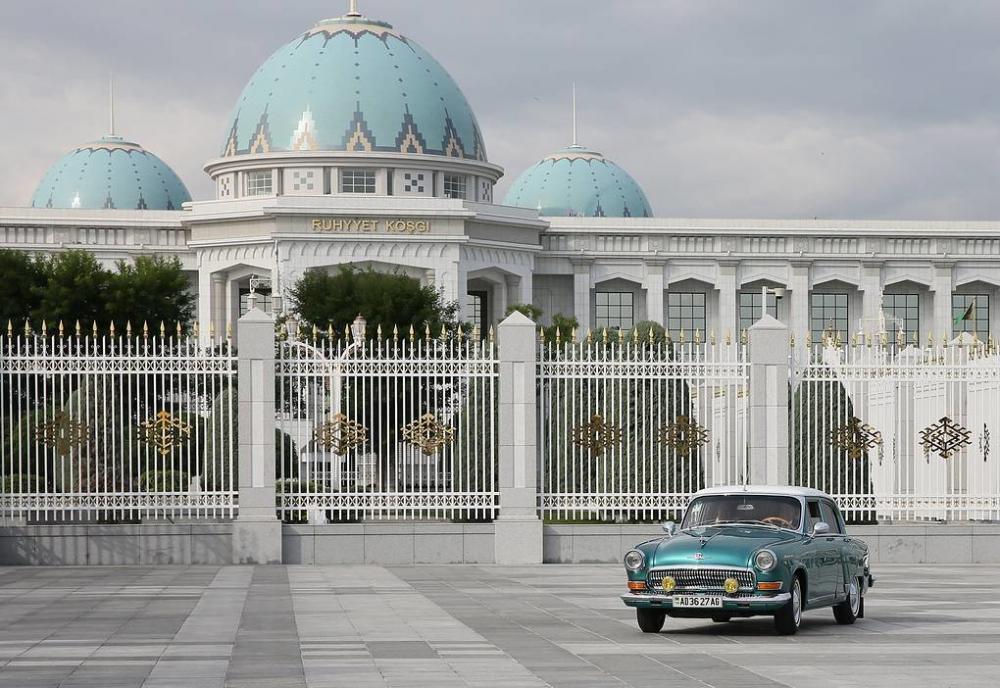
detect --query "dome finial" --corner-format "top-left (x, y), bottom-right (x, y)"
top-left (109, 72), bottom-right (116, 137)
top-left (572, 82), bottom-right (577, 146)
top-left (346, 0), bottom-right (361, 17)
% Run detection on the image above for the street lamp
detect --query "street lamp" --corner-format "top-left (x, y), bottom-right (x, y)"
top-left (761, 286), bottom-right (786, 322)
top-left (350, 314), bottom-right (367, 343)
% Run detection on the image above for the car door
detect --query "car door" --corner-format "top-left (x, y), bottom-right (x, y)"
top-left (817, 500), bottom-right (846, 603)
top-left (802, 500), bottom-right (835, 605)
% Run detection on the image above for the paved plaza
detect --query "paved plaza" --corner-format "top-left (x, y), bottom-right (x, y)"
top-left (0, 563), bottom-right (994, 687)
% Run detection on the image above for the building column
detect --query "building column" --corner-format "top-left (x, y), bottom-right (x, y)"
top-left (573, 260), bottom-right (592, 334)
top-left (233, 308), bottom-right (281, 564)
top-left (718, 262), bottom-right (738, 340)
top-left (645, 262), bottom-right (665, 325)
top-left (495, 311), bottom-right (542, 564)
top-left (789, 262), bottom-right (809, 342)
top-left (860, 263), bottom-right (883, 334)
top-left (197, 269), bottom-right (213, 343)
top-left (933, 263), bottom-right (954, 339)
top-left (211, 273), bottom-right (227, 339)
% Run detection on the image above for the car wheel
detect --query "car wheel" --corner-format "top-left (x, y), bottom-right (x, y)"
top-left (711, 615), bottom-right (732, 623)
top-left (833, 577), bottom-right (862, 625)
top-left (774, 576), bottom-right (802, 635)
top-left (636, 608), bottom-right (666, 633)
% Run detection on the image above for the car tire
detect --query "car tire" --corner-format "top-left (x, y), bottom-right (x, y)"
top-left (833, 577), bottom-right (862, 625)
top-left (711, 615), bottom-right (732, 623)
top-left (636, 608), bottom-right (666, 633)
top-left (774, 576), bottom-right (803, 635)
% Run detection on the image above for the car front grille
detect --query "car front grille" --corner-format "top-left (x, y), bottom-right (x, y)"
top-left (646, 567), bottom-right (756, 595)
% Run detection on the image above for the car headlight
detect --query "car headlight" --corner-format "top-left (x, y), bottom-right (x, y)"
top-left (863, 554), bottom-right (870, 570)
top-left (753, 549), bottom-right (777, 572)
top-left (624, 549), bottom-right (645, 571)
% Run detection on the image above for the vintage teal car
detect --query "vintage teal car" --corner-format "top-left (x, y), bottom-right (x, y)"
top-left (621, 486), bottom-right (874, 635)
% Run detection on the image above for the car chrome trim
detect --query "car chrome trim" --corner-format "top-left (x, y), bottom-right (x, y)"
top-left (621, 592), bottom-right (791, 606)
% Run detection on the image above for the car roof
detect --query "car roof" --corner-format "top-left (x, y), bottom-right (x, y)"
top-left (692, 485), bottom-right (834, 500)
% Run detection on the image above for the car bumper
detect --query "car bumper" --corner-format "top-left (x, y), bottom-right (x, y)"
top-left (620, 592), bottom-right (792, 613)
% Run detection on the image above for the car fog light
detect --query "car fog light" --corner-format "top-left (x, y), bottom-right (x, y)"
top-left (724, 578), bottom-right (739, 594)
top-left (754, 549), bottom-right (777, 572)
top-left (661, 576), bottom-right (676, 592)
top-left (624, 550), bottom-right (645, 571)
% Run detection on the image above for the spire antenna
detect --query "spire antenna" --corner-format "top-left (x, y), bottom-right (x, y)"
top-left (347, 0), bottom-right (361, 17)
top-left (109, 72), bottom-right (115, 136)
top-left (571, 82), bottom-right (578, 146)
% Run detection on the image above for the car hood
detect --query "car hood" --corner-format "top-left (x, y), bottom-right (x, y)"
top-left (648, 525), bottom-right (802, 569)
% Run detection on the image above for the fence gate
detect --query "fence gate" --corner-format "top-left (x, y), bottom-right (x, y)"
top-left (275, 332), bottom-right (499, 522)
top-left (537, 335), bottom-right (750, 522)
top-left (790, 340), bottom-right (1000, 522)
top-left (0, 327), bottom-right (237, 523)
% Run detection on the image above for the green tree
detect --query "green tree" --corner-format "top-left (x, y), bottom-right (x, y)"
top-left (290, 266), bottom-right (458, 336)
top-left (106, 256), bottom-right (195, 329)
top-left (790, 378), bottom-right (875, 523)
top-left (32, 250), bottom-right (110, 326)
top-left (505, 303), bottom-right (579, 344)
top-left (0, 250), bottom-right (46, 328)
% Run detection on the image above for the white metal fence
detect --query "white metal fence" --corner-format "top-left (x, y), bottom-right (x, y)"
top-left (790, 338), bottom-right (1000, 522)
top-left (537, 334), bottom-right (750, 521)
top-left (275, 330), bottom-right (498, 521)
top-left (0, 325), bottom-right (237, 522)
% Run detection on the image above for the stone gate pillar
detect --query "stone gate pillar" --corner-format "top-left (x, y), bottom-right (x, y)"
top-left (495, 311), bottom-right (543, 564)
top-left (232, 308), bottom-right (282, 564)
top-left (748, 315), bottom-right (790, 486)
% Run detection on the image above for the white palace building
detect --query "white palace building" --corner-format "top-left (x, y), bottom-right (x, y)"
top-left (3, 3), bottom-right (999, 345)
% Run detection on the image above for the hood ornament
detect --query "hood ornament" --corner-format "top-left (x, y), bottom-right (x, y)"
top-left (692, 552), bottom-right (704, 560)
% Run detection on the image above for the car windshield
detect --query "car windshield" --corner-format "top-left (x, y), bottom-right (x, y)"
top-left (681, 495), bottom-right (802, 531)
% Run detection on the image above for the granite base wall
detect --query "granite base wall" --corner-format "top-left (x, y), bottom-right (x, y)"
top-left (3, 522), bottom-right (999, 565)
top-left (542, 524), bottom-right (1000, 565)
top-left (0, 523), bottom-right (233, 565)
top-left (282, 523), bottom-right (496, 565)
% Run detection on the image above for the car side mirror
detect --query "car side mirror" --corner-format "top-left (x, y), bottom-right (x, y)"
top-left (812, 522), bottom-right (831, 536)
top-left (662, 521), bottom-right (677, 536)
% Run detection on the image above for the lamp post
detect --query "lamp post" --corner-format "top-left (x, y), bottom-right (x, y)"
top-left (285, 313), bottom-right (368, 524)
top-left (760, 286), bottom-right (787, 323)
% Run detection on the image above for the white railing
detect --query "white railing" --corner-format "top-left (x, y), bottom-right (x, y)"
top-left (0, 327), bottom-right (237, 522)
top-left (791, 339), bottom-right (1000, 522)
top-left (275, 331), bottom-right (499, 522)
top-left (537, 334), bottom-right (750, 521)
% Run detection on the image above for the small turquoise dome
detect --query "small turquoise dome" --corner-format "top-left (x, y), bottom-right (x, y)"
top-left (31, 136), bottom-right (191, 211)
top-left (503, 145), bottom-right (653, 217)
top-left (221, 14), bottom-right (487, 161)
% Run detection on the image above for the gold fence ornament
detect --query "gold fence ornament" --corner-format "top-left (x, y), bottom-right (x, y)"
top-left (657, 415), bottom-right (710, 457)
top-left (313, 413), bottom-right (368, 456)
top-left (828, 417), bottom-right (883, 460)
top-left (571, 415), bottom-right (623, 458)
top-left (919, 417), bottom-right (972, 460)
top-left (35, 412), bottom-right (90, 457)
top-left (401, 414), bottom-right (455, 456)
top-left (137, 410), bottom-right (193, 456)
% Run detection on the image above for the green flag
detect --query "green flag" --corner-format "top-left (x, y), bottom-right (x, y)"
top-left (954, 299), bottom-right (976, 326)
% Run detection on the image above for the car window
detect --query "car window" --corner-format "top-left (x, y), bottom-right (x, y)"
top-left (806, 500), bottom-right (823, 532)
top-left (682, 495), bottom-right (802, 530)
top-left (819, 501), bottom-right (843, 534)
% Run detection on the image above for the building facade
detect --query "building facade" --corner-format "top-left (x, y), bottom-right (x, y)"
top-left (3, 5), bottom-right (998, 345)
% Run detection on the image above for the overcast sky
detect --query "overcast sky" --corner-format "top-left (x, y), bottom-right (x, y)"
top-left (3, 0), bottom-right (1000, 219)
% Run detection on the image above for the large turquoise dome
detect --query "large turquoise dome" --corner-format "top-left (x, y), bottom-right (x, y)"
top-left (31, 136), bottom-right (191, 211)
top-left (503, 145), bottom-right (653, 218)
top-left (220, 13), bottom-right (487, 161)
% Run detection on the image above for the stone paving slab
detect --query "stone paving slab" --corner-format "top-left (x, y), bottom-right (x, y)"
top-left (0, 563), bottom-right (995, 686)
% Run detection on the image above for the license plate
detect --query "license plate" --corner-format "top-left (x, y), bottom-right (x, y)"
top-left (672, 595), bottom-right (723, 608)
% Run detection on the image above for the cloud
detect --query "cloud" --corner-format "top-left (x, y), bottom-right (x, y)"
top-left (2, 0), bottom-right (1000, 219)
